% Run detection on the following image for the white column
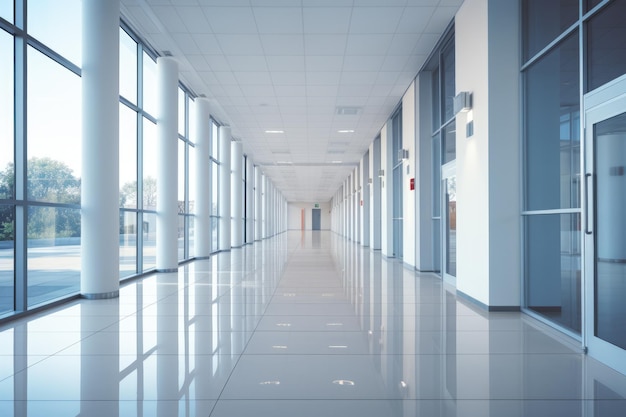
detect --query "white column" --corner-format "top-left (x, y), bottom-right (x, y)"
top-left (81, 0), bottom-right (120, 299)
top-left (218, 126), bottom-right (231, 251)
top-left (156, 57), bottom-right (178, 272)
top-left (194, 98), bottom-right (211, 258)
top-left (231, 141), bottom-right (243, 248)
top-left (246, 158), bottom-right (255, 244)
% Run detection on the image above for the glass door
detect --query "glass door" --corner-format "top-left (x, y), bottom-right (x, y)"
top-left (442, 161), bottom-right (456, 285)
top-left (584, 74), bottom-right (626, 375)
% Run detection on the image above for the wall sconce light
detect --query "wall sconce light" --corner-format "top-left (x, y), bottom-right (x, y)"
top-left (453, 91), bottom-right (472, 115)
top-left (398, 149), bottom-right (409, 160)
top-left (368, 178), bottom-right (373, 184)
top-left (378, 169), bottom-right (384, 177)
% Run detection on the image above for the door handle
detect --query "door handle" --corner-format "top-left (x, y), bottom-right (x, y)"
top-left (585, 173), bottom-right (592, 235)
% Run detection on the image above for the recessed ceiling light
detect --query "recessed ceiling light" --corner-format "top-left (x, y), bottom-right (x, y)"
top-left (331, 160), bottom-right (343, 164)
top-left (265, 130), bottom-right (284, 133)
top-left (259, 381), bottom-right (281, 385)
top-left (332, 380), bottom-right (355, 386)
top-left (337, 129), bottom-right (355, 133)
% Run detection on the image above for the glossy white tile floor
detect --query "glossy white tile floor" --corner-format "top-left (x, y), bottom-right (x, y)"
top-left (1, 231), bottom-right (626, 416)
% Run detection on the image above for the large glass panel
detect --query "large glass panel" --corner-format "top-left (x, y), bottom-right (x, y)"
top-left (120, 28), bottom-right (138, 105)
top-left (0, 1), bottom-right (12, 23)
top-left (119, 104), bottom-right (137, 209)
top-left (445, 176), bottom-right (457, 277)
top-left (27, 206), bottom-right (81, 307)
top-left (585, 0), bottom-right (603, 13)
top-left (178, 140), bottom-right (185, 212)
top-left (142, 212), bottom-right (156, 271)
top-left (27, 0), bottom-right (82, 64)
top-left (27, 47), bottom-right (81, 204)
top-left (188, 215), bottom-right (195, 258)
top-left (522, 0), bottom-right (578, 62)
top-left (432, 69), bottom-right (440, 128)
top-left (587, 0), bottom-right (626, 92)
top-left (178, 214), bottom-right (185, 261)
top-left (0, 204), bottom-right (13, 315)
top-left (189, 145), bottom-right (196, 214)
top-left (442, 121), bottom-right (456, 164)
top-left (211, 161), bottom-right (218, 216)
top-left (441, 40), bottom-right (455, 123)
top-left (211, 121), bottom-right (219, 158)
top-left (143, 118), bottom-right (157, 210)
top-left (178, 88), bottom-right (185, 136)
top-left (143, 52), bottom-right (157, 116)
top-left (525, 213), bottom-right (581, 334)
top-left (594, 112), bottom-right (626, 349)
top-left (120, 210), bottom-right (136, 279)
top-left (432, 134), bottom-right (441, 273)
top-left (525, 32), bottom-right (580, 211)
top-left (0, 30), bottom-right (13, 200)
top-left (210, 216), bottom-right (218, 253)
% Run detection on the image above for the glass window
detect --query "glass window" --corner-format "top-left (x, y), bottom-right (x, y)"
top-left (27, 0), bottom-right (82, 65)
top-left (178, 214), bottom-right (185, 261)
top-left (523, 0), bottom-right (578, 61)
top-left (442, 121), bottom-right (456, 164)
top-left (189, 145), bottom-right (196, 214)
top-left (27, 47), bottom-right (81, 204)
top-left (120, 28), bottom-right (138, 104)
top-left (524, 32), bottom-right (580, 211)
top-left (211, 162), bottom-right (218, 216)
top-left (27, 206), bottom-right (81, 307)
top-left (525, 213), bottom-right (581, 334)
top-left (585, 0), bottom-right (604, 13)
top-left (441, 40), bottom-right (455, 123)
top-left (0, 31), bottom-right (13, 200)
top-left (188, 215), bottom-right (195, 258)
top-left (119, 104), bottom-right (138, 209)
top-left (178, 140), bottom-right (185, 210)
top-left (432, 69), bottom-right (440, 129)
top-left (120, 210), bottom-right (136, 279)
top-left (211, 121), bottom-right (219, 158)
top-left (142, 52), bottom-right (157, 116)
top-left (0, 1), bottom-right (13, 23)
top-left (178, 88), bottom-right (185, 136)
top-left (142, 212), bottom-right (156, 271)
top-left (211, 216), bottom-right (218, 253)
top-left (0, 204), bottom-right (14, 315)
top-left (587, 0), bottom-right (626, 92)
top-left (143, 118), bottom-right (157, 210)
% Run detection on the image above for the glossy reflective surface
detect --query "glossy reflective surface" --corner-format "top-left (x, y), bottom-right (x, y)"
top-left (1, 231), bottom-right (625, 416)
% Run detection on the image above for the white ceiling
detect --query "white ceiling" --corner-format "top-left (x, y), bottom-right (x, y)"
top-left (120, 0), bottom-right (462, 203)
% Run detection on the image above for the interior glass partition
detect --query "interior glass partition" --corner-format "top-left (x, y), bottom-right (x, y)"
top-left (522, 7), bottom-right (581, 334)
top-left (391, 109), bottom-right (403, 259)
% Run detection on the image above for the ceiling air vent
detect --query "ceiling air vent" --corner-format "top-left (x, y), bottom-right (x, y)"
top-left (336, 106), bottom-right (361, 116)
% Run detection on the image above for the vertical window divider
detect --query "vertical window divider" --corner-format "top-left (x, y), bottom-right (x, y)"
top-left (13, 0), bottom-right (27, 313)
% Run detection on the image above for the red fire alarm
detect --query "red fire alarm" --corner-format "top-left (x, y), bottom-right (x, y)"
top-left (409, 178), bottom-right (415, 190)
top-left (360, 200), bottom-right (363, 206)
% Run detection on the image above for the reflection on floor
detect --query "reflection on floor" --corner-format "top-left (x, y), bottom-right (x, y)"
top-left (0, 231), bottom-right (625, 416)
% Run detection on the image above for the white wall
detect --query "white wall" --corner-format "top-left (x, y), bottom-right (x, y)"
top-left (288, 202), bottom-right (331, 230)
top-left (455, 0), bottom-right (520, 308)
top-left (402, 81), bottom-right (416, 267)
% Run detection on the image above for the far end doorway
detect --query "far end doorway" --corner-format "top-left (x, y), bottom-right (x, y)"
top-left (312, 208), bottom-right (321, 230)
